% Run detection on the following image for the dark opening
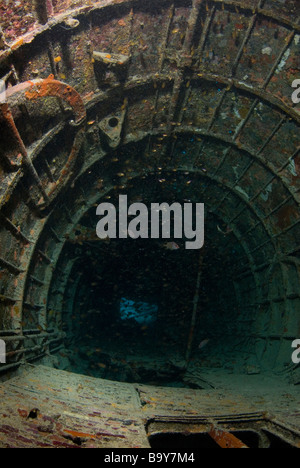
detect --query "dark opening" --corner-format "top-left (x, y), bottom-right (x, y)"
top-left (108, 117), bottom-right (119, 128)
top-left (58, 173), bottom-right (254, 386)
top-left (149, 430), bottom-right (296, 449)
top-left (264, 431), bottom-right (297, 449)
top-left (149, 432), bottom-right (221, 449)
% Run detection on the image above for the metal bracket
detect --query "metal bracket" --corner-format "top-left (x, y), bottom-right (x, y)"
top-left (4, 75), bottom-right (86, 209)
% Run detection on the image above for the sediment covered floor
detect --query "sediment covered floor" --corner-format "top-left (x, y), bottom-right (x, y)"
top-left (0, 365), bottom-right (299, 448)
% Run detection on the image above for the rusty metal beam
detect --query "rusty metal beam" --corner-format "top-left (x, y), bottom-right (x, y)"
top-left (0, 256), bottom-right (24, 274)
top-left (208, 87), bottom-right (229, 132)
top-left (195, 5), bottom-right (217, 65)
top-left (262, 31), bottom-right (295, 89)
top-left (167, 0), bottom-right (207, 129)
top-left (30, 275), bottom-right (45, 286)
top-left (49, 226), bottom-right (62, 243)
top-left (0, 362), bottom-right (22, 373)
top-left (210, 0), bottom-right (300, 32)
top-left (211, 146), bottom-right (231, 176)
top-left (23, 302), bottom-right (44, 310)
top-left (158, 4), bottom-right (175, 72)
top-left (38, 250), bottom-right (53, 265)
top-left (185, 252), bottom-right (205, 366)
top-left (209, 425), bottom-right (249, 448)
top-left (233, 98), bottom-right (259, 141)
top-left (257, 116), bottom-right (287, 156)
top-left (0, 103), bottom-right (50, 202)
top-left (64, 205), bottom-right (73, 223)
top-left (0, 294), bottom-right (18, 304)
top-left (0, 213), bottom-right (32, 244)
top-left (231, 14), bottom-right (257, 77)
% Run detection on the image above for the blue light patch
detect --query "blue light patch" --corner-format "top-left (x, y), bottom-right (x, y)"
top-left (120, 298), bottom-right (158, 325)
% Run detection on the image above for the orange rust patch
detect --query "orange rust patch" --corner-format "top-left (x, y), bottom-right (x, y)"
top-left (64, 429), bottom-right (96, 439)
top-left (11, 38), bottom-right (24, 50)
top-left (24, 76), bottom-right (86, 123)
top-left (209, 426), bottom-right (248, 449)
top-left (18, 409), bottom-right (28, 419)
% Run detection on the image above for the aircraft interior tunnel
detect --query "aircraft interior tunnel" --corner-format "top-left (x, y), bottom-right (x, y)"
top-left (0, 0), bottom-right (299, 449)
